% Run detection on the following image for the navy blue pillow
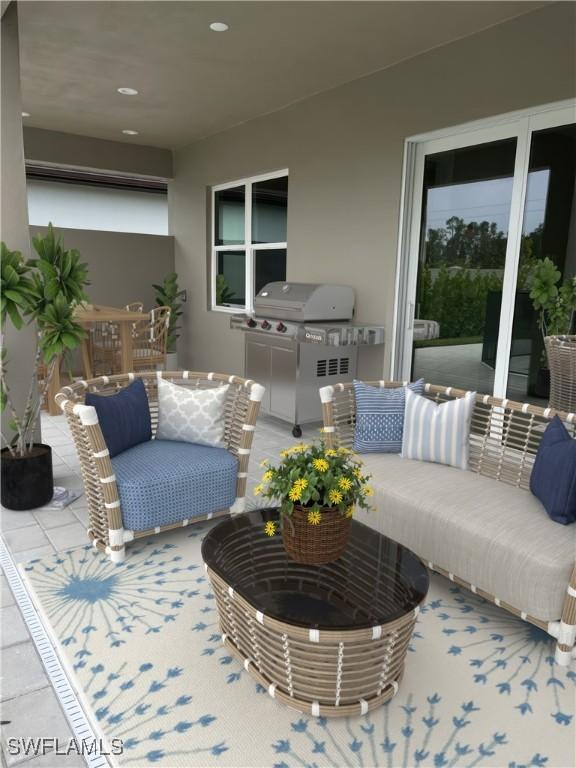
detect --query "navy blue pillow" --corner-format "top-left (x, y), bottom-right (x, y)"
top-left (530, 416), bottom-right (576, 525)
top-left (85, 378), bottom-right (152, 458)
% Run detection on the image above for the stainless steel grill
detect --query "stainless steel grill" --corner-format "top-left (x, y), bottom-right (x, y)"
top-left (231, 282), bottom-right (384, 436)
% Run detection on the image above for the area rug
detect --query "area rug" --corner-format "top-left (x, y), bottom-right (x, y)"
top-left (21, 522), bottom-right (575, 768)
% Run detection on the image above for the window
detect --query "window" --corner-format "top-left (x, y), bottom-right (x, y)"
top-left (26, 164), bottom-right (169, 235)
top-left (211, 170), bottom-right (288, 312)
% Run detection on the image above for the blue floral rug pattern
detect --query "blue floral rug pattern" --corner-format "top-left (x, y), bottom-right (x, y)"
top-left (22, 523), bottom-right (575, 767)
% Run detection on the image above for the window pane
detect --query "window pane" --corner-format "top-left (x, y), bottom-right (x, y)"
top-left (255, 248), bottom-right (287, 294)
top-left (216, 250), bottom-right (245, 307)
top-left (412, 138), bottom-right (517, 393)
top-left (26, 180), bottom-right (168, 235)
top-left (506, 122), bottom-right (576, 405)
top-left (215, 186), bottom-right (245, 245)
top-left (252, 176), bottom-right (288, 244)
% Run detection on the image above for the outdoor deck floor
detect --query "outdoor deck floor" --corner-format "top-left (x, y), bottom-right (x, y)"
top-left (0, 410), bottom-right (309, 768)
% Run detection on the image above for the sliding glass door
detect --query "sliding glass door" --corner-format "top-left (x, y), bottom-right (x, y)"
top-left (396, 102), bottom-right (576, 404)
top-left (506, 120), bottom-right (576, 403)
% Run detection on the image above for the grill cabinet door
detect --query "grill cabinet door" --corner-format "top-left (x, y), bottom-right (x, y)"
top-left (270, 344), bottom-right (297, 421)
top-left (245, 336), bottom-right (271, 413)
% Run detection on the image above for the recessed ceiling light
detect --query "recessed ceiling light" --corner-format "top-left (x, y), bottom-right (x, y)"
top-left (117, 87), bottom-right (139, 96)
top-left (22, 111), bottom-right (30, 117)
top-left (122, 129), bottom-right (139, 135)
top-left (209, 22), bottom-right (229, 32)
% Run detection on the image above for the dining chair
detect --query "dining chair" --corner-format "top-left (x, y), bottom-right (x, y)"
top-left (131, 306), bottom-right (171, 370)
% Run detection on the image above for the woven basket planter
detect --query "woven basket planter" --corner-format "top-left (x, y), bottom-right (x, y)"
top-left (545, 335), bottom-right (576, 413)
top-left (282, 505), bottom-right (352, 564)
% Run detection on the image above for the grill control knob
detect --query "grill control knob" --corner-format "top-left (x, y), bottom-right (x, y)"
top-left (261, 320), bottom-right (271, 330)
top-left (246, 318), bottom-right (257, 328)
top-left (276, 322), bottom-right (287, 333)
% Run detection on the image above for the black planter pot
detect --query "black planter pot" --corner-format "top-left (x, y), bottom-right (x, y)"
top-left (1, 443), bottom-right (54, 511)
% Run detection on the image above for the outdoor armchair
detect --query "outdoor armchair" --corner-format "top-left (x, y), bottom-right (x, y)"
top-left (56, 371), bottom-right (265, 561)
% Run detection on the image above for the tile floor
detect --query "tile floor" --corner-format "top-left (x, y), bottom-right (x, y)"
top-left (0, 410), bottom-right (311, 767)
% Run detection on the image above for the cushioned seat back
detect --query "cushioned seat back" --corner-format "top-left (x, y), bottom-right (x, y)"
top-left (327, 381), bottom-right (576, 492)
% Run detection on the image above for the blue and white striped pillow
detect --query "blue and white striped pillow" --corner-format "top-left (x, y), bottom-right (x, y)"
top-left (353, 379), bottom-right (425, 454)
top-left (401, 388), bottom-right (476, 470)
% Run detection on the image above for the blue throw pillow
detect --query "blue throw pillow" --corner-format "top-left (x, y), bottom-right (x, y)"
top-left (353, 379), bottom-right (425, 453)
top-left (85, 378), bottom-right (152, 458)
top-left (530, 416), bottom-right (576, 525)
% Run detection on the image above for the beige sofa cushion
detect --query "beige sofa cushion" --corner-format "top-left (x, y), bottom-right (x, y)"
top-left (354, 454), bottom-right (576, 621)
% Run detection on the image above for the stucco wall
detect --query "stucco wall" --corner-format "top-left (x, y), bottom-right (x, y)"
top-left (1, 4), bottom-right (39, 442)
top-left (170, 2), bottom-right (576, 380)
top-left (24, 127), bottom-right (173, 178)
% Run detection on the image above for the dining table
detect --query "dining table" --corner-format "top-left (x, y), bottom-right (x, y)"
top-left (46, 304), bottom-right (147, 415)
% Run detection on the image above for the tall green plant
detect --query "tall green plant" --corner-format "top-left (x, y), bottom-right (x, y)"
top-left (529, 257), bottom-right (576, 339)
top-left (152, 272), bottom-right (185, 353)
top-left (1, 225), bottom-right (90, 457)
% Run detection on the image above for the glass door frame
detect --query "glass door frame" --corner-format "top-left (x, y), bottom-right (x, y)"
top-left (392, 99), bottom-right (576, 399)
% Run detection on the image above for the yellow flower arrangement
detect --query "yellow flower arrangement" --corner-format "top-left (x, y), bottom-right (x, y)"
top-left (260, 459), bottom-right (269, 468)
top-left (365, 486), bottom-right (374, 497)
top-left (328, 489), bottom-right (343, 505)
top-left (264, 520), bottom-right (276, 536)
top-left (257, 440), bottom-right (372, 536)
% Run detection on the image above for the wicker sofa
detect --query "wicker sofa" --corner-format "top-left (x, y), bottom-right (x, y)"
top-left (319, 381), bottom-right (576, 666)
top-left (56, 371), bottom-right (264, 562)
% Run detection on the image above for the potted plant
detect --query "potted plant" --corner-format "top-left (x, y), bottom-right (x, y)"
top-left (1, 226), bottom-right (89, 510)
top-left (153, 272), bottom-right (185, 369)
top-left (528, 257), bottom-right (576, 406)
top-left (254, 442), bottom-right (374, 564)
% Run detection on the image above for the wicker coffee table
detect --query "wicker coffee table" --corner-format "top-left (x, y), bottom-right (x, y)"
top-left (202, 509), bottom-right (429, 717)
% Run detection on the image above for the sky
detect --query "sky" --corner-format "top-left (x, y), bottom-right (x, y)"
top-left (426, 169), bottom-right (550, 238)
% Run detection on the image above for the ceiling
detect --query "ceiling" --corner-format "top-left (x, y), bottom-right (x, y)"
top-left (18, 1), bottom-right (546, 150)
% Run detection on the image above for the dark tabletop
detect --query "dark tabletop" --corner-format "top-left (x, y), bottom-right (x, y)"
top-left (201, 508), bottom-right (429, 631)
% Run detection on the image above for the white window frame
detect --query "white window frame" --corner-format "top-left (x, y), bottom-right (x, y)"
top-left (392, 98), bottom-right (576, 398)
top-left (211, 169), bottom-right (289, 313)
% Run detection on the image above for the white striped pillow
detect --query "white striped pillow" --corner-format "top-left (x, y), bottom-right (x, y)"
top-left (401, 388), bottom-right (476, 470)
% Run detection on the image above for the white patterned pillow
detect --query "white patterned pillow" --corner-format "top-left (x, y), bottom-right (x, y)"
top-left (156, 378), bottom-right (229, 448)
top-left (401, 388), bottom-right (476, 470)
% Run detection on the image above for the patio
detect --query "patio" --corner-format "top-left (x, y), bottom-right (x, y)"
top-left (1, 1), bottom-right (576, 766)
top-left (0, 410), bottom-right (301, 767)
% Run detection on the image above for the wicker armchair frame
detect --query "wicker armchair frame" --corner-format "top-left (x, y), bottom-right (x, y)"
top-left (319, 381), bottom-right (576, 666)
top-left (55, 371), bottom-right (265, 562)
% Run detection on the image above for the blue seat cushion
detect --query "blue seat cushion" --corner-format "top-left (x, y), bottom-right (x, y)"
top-left (530, 416), bottom-right (576, 525)
top-left (86, 379), bottom-right (151, 458)
top-left (111, 439), bottom-right (238, 531)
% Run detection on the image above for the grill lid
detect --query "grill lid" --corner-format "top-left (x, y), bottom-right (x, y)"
top-left (254, 282), bottom-right (354, 321)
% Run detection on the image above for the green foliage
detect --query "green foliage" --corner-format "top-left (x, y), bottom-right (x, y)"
top-left (255, 442), bottom-right (373, 530)
top-left (0, 243), bottom-right (35, 330)
top-left (29, 224), bottom-right (89, 320)
top-left (1, 225), bottom-right (90, 455)
top-left (153, 272), bottom-right (185, 353)
top-left (37, 294), bottom-right (87, 365)
top-left (528, 257), bottom-right (576, 338)
top-left (419, 264), bottom-right (503, 339)
top-left (215, 274), bottom-right (235, 306)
